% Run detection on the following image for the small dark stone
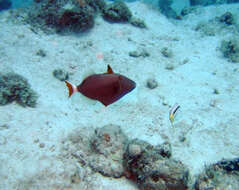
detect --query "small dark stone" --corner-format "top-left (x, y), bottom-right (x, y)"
top-left (146, 78), bottom-right (158, 89)
top-left (53, 69), bottom-right (69, 81)
top-left (161, 47), bottom-right (173, 58)
top-left (179, 135), bottom-right (186, 142)
top-left (130, 17), bottom-right (147, 28)
top-left (39, 143), bottom-right (45, 148)
top-left (141, 49), bottom-right (150, 57)
top-left (129, 49), bottom-right (150, 58)
top-left (0, 124), bottom-right (10, 130)
top-left (165, 63), bottom-right (175, 70)
top-left (129, 51), bottom-right (141, 57)
top-left (213, 88), bottom-right (219, 94)
top-left (36, 49), bottom-right (46, 57)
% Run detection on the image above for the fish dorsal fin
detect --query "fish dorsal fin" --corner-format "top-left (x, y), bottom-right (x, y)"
top-left (107, 65), bottom-right (114, 74)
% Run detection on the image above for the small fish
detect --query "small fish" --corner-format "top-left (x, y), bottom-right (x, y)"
top-left (65, 65), bottom-right (136, 106)
top-left (169, 103), bottom-right (180, 126)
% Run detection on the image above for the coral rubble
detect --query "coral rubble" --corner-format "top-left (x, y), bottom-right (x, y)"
top-left (195, 158), bottom-right (239, 190)
top-left (102, 1), bottom-right (132, 22)
top-left (53, 69), bottom-right (69, 81)
top-left (0, 72), bottom-right (38, 107)
top-left (26, 0), bottom-right (104, 33)
top-left (123, 139), bottom-right (189, 190)
top-left (220, 38), bottom-right (239, 63)
top-left (62, 124), bottom-right (129, 178)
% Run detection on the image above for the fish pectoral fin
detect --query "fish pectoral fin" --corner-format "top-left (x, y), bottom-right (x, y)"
top-left (112, 77), bottom-right (122, 94)
top-left (107, 65), bottom-right (114, 74)
top-left (117, 76), bottom-right (122, 93)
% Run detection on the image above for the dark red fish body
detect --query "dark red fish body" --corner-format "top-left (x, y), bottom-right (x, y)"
top-left (77, 73), bottom-right (136, 106)
top-left (65, 65), bottom-right (136, 106)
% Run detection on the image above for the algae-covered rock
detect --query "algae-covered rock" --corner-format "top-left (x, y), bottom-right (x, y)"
top-left (195, 158), bottom-right (239, 190)
top-left (26, 0), bottom-right (102, 33)
top-left (219, 12), bottom-right (235, 25)
top-left (61, 125), bottom-right (193, 189)
top-left (53, 69), bottom-right (69, 81)
top-left (58, 7), bottom-right (94, 33)
top-left (89, 124), bottom-right (129, 178)
top-left (130, 17), bottom-right (147, 28)
top-left (84, 0), bottom-right (106, 11)
top-left (61, 124), bottom-right (129, 178)
top-left (102, 1), bottom-right (132, 22)
top-left (123, 139), bottom-right (189, 190)
top-left (195, 21), bottom-right (216, 36)
top-left (220, 38), bottom-right (239, 63)
top-left (216, 158), bottom-right (239, 172)
top-left (0, 73), bottom-right (38, 107)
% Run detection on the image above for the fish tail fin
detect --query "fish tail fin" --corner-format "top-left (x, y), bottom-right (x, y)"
top-left (65, 80), bottom-right (78, 97)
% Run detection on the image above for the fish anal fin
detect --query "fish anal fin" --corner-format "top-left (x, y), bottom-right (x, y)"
top-left (102, 101), bottom-right (109, 107)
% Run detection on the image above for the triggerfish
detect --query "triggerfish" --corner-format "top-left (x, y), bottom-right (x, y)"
top-left (65, 65), bottom-right (136, 106)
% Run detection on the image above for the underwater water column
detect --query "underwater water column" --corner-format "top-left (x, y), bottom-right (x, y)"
top-left (9, 0), bottom-right (33, 9)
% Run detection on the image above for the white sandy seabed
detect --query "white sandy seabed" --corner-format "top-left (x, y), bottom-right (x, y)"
top-left (0, 1), bottom-right (239, 190)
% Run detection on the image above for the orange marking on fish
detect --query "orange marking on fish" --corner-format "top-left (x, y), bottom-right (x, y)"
top-left (107, 65), bottom-right (113, 74)
top-left (65, 80), bottom-right (77, 97)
